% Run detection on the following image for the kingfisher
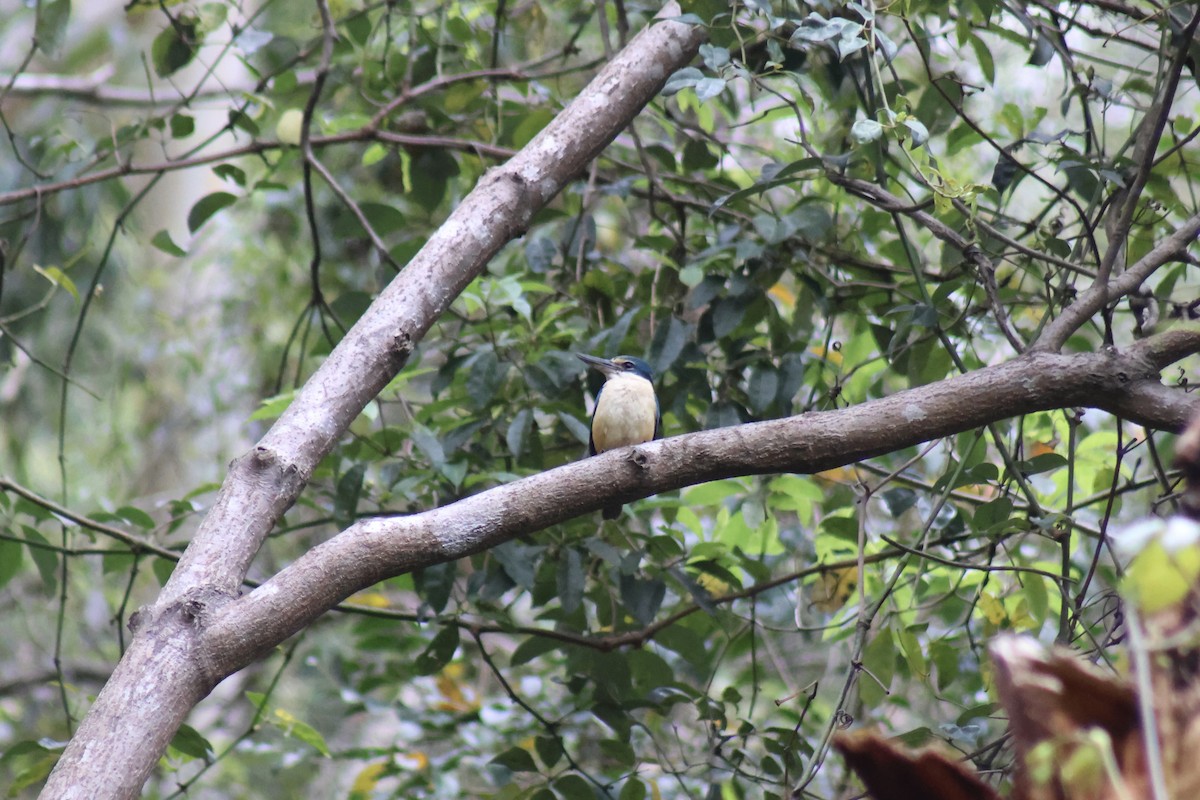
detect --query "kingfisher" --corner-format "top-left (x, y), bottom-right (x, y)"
top-left (577, 353), bottom-right (662, 519)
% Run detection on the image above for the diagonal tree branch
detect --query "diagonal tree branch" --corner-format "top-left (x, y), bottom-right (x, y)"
top-left (38, 8), bottom-right (706, 798)
top-left (1034, 213), bottom-right (1200, 351)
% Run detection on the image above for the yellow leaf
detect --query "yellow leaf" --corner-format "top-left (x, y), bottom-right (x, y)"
top-left (809, 566), bottom-right (857, 613)
top-left (768, 282), bottom-right (796, 308)
top-left (1029, 440), bottom-right (1057, 457)
top-left (978, 591), bottom-right (1007, 626)
top-left (351, 762), bottom-right (387, 792)
top-left (809, 344), bottom-right (842, 367)
top-left (346, 591), bottom-right (391, 608)
top-left (695, 572), bottom-right (731, 595)
top-left (396, 751), bottom-right (429, 770)
top-left (436, 667), bottom-right (479, 712)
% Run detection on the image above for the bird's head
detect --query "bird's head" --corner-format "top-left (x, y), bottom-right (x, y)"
top-left (577, 353), bottom-right (654, 382)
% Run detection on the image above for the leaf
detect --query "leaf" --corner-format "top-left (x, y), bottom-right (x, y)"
top-left (850, 118), bottom-right (884, 144)
top-left (492, 541), bottom-right (537, 590)
top-left (151, 230), bottom-right (187, 257)
top-left (557, 547), bottom-right (584, 614)
top-left (506, 408), bottom-right (533, 458)
top-left (1028, 32), bottom-right (1055, 67)
top-left (151, 15), bottom-right (201, 78)
top-left (490, 746), bottom-right (537, 772)
top-left (535, 735), bottom-right (563, 768)
top-left (116, 505), bottom-right (156, 530)
top-left (169, 113), bottom-right (195, 139)
top-left (465, 349), bottom-right (503, 410)
top-left (410, 423), bottom-right (445, 468)
top-left (903, 118), bottom-right (929, 147)
top-left (414, 626), bottom-right (460, 675)
top-left (333, 464), bottom-right (365, 529)
top-left (276, 108), bottom-right (305, 146)
top-left (649, 316), bottom-right (690, 375)
top-left (0, 539), bottom-right (23, 589)
top-left (187, 192), bottom-right (237, 234)
top-left (694, 77), bottom-right (727, 101)
top-left (169, 724), bottom-right (214, 761)
top-left (554, 772), bottom-right (596, 799)
top-left (510, 635), bottom-right (561, 667)
top-left (791, 13), bottom-right (849, 44)
top-left (746, 365), bottom-right (778, 416)
top-left (620, 574), bottom-right (666, 626)
top-left (662, 67), bottom-right (704, 96)
top-left (1020, 452), bottom-right (1068, 476)
top-left (33, 265), bottom-right (79, 301)
top-left (272, 708), bottom-right (331, 756)
top-left (34, 0), bottom-right (71, 55)
top-left (415, 562), bottom-right (455, 614)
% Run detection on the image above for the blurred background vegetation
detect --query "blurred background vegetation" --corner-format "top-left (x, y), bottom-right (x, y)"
top-left (1, 0), bottom-right (1197, 797)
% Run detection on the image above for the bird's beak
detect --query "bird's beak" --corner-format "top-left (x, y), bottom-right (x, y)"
top-left (577, 353), bottom-right (619, 377)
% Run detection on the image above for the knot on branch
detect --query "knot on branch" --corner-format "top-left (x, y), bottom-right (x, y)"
top-left (389, 329), bottom-right (413, 365)
top-left (627, 445), bottom-right (653, 470)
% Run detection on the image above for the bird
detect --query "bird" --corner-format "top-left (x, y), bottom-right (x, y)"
top-left (577, 353), bottom-right (662, 519)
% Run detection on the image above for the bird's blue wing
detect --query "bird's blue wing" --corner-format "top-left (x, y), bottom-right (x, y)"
top-left (653, 396), bottom-right (662, 440)
top-left (588, 383), bottom-right (603, 456)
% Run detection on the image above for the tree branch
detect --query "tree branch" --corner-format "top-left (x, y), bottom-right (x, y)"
top-left (1034, 213), bottom-right (1200, 351)
top-left (203, 332), bottom-right (1200, 674)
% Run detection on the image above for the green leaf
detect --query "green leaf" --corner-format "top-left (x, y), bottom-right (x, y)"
top-left (600, 739), bottom-right (635, 767)
top-left (151, 15), bottom-right (201, 77)
top-left (116, 505), bottom-right (156, 530)
top-left (490, 746), bottom-right (537, 772)
top-left (1020, 452), bottom-right (1068, 476)
top-left (522, 736), bottom-right (556, 772)
top-left (492, 541), bottom-right (538, 590)
top-left (414, 626), bottom-right (460, 675)
top-left (34, 0), bottom-right (71, 55)
top-left (662, 67), bottom-right (704, 95)
top-left (465, 349), bottom-right (503, 410)
top-left (851, 118), bottom-right (884, 144)
top-left (620, 777), bottom-right (648, 800)
top-left (2, 739), bottom-right (60, 793)
top-left (151, 230), bottom-right (187, 257)
top-left (410, 423), bottom-right (445, 467)
top-left (510, 635), bottom-right (562, 667)
top-left (0, 538), bottom-right (23, 589)
top-left (694, 77), bottom-right (727, 101)
top-left (187, 191), bottom-right (237, 233)
top-left (249, 390), bottom-right (295, 422)
top-left (273, 709), bottom-right (331, 756)
top-left (33, 265), bottom-right (78, 301)
top-left (169, 724), bottom-right (214, 761)
top-left (557, 548), bottom-right (584, 614)
top-left (415, 561), bottom-right (455, 615)
top-left (169, 113), bottom-right (195, 139)
top-left (620, 574), bottom-right (665, 626)
top-left (275, 108), bottom-right (305, 146)
top-left (22, 527), bottom-right (58, 593)
top-left (333, 464), bottom-right (365, 529)
top-left (506, 408), bottom-right (533, 458)
top-left (553, 773), bottom-right (595, 800)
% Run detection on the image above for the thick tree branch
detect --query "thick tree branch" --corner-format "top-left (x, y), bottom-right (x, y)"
top-left (38, 8), bottom-right (706, 798)
top-left (202, 332), bottom-right (1200, 674)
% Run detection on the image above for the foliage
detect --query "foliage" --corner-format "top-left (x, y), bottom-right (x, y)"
top-left (1, 0), bottom-right (1197, 798)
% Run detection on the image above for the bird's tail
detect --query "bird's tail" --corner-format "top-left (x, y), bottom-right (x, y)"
top-left (602, 504), bottom-right (622, 520)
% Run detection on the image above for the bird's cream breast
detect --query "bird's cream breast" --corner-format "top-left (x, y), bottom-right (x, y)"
top-left (592, 374), bottom-right (657, 452)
